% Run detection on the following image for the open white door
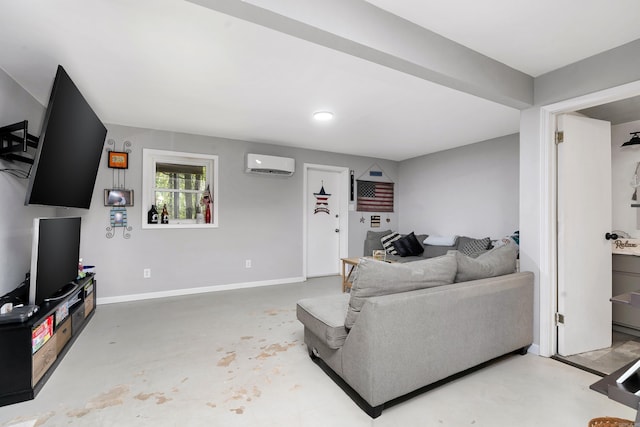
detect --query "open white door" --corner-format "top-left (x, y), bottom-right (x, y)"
top-left (557, 114), bottom-right (612, 356)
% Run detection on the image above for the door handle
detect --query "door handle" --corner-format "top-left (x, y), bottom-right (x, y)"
top-left (605, 232), bottom-right (619, 240)
top-left (335, 229), bottom-right (340, 233)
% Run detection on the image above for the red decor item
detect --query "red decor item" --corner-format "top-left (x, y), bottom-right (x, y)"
top-left (205, 204), bottom-right (211, 224)
top-left (201, 184), bottom-right (212, 224)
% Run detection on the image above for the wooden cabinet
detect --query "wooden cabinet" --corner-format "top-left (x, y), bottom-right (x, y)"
top-left (55, 317), bottom-right (72, 355)
top-left (613, 255), bottom-right (640, 332)
top-left (0, 274), bottom-right (96, 407)
top-left (32, 335), bottom-right (57, 386)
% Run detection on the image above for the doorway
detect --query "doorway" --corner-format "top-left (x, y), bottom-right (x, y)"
top-left (554, 112), bottom-right (640, 376)
top-left (303, 164), bottom-right (349, 278)
top-left (555, 114), bottom-right (612, 358)
top-left (539, 84), bottom-right (640, 375)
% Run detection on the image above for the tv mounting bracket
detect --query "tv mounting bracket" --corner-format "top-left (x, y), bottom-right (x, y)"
top-left (0, 120), bottom-right (39, 164)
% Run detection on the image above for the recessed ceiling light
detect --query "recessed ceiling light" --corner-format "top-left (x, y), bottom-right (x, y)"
top-left (313, 111), bottom-right (334, 121)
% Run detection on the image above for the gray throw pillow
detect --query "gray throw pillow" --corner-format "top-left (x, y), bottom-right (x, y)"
top-left (452, 243), bottom-right (518, 283)
top-left (345, 254), bottom-right (457, 329)
top-left (423, 243), bottom-right (457, 258)
top-left (366, 229), bottom-right (393, 241)
top-left (364, 229), bottom-right (392, 255)
top-left (460, 237), bottom-right (491, 258)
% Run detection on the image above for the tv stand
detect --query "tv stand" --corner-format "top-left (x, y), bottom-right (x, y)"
top-left (0, 274), bottom-right (96, 407)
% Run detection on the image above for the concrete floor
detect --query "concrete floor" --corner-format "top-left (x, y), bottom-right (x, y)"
top-left (0, 276), bottom-right (636, 426)
top-left (555, 331), bottom-right (640, 376)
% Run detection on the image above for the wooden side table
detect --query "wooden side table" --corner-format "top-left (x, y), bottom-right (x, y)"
top-left (340, 256), bottom-right (394, 292)
top-left (340, 257), bottom-right (360, 293)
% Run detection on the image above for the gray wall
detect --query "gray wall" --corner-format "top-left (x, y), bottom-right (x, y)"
top-left (53, 124), bottom-right (400, 300)
top-left (1, 65), bottom-right (518, 305)
top-left (0, 68), bottom-right (54, 296)
top-left (0, 68), bottom-right (400, 301)
top-left (398, 134), bottom-right (519, 239)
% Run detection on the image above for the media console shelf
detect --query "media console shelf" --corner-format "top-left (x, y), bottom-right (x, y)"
top-left (0, 274), bottom-right (96, 407)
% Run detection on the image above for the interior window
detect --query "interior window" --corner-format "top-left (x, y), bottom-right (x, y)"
top-left (143, 149), bottom-right (218, 228)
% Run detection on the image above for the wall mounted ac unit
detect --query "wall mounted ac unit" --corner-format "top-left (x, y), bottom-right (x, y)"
top-left (246, 153), bottom-right (295, 176)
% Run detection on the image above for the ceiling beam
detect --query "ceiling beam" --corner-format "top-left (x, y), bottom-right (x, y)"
top-left (535, 39), bottom-right (640, 106)
top-left (186, 0), bottom-right (533, 109)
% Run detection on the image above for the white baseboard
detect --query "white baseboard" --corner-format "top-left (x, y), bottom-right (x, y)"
top-left (527, 343), bottom-right (540, 356)
top-left (96, 276), bottom-right (306, 305)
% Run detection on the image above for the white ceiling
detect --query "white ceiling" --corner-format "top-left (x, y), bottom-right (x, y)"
top-left (579, 95), bottom-right (640, 126)
top-left (367, 0), bottom-right (640, 78)
top-left (0, 0), bottom-right (639, 161)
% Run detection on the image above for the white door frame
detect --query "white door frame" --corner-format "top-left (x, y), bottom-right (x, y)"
top-left (302, 163), bottom-right (350, 279)
top-left (538, 80), bottom-right (640, 357)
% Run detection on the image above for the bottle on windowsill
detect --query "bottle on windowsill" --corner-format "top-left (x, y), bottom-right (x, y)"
top-left (161, 204), bottom-right (169, 224)
top-left (148, 205), bottom-right (159, 224)
top-left (195, 205), bottom-right (204, 224)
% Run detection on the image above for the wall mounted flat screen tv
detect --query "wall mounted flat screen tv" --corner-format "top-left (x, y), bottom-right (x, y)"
top-left (25, 65), bottom-right (107, 209)
top-left (29, 217), bottom-right (81, 307)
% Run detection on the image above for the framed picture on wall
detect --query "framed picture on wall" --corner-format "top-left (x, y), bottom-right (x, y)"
top-left (104, 189), bottom-right (134, 206)
top-left (108, 151), bottom-right (129, 169)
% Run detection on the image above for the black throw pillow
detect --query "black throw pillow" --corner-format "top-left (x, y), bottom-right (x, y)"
top-left (392, 232), bottom-right (425, 257)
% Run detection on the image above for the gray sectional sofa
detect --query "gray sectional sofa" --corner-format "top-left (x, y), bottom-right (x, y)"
top-left (364, 229), bottom-right (493, 262)
top-left (296, 242), bottom-right (533, 418)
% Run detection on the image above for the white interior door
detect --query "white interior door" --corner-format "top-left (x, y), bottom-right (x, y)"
top-left (557, 114), bottom-right (612, 356)
top-left (306, 168), bottom-right (342, 277)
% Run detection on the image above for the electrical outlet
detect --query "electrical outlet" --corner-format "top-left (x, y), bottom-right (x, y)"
top-left (245, 260), bottom-right (252, 268)
top-left (143, 268), bottom-right (151, 278)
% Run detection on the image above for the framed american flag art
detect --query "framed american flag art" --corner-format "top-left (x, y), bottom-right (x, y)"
top-left (356, 180), bottom-right (394, 212)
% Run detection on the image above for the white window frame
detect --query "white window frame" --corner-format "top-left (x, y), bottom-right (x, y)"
top-left (142, 149), bottom-right (219, 229)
